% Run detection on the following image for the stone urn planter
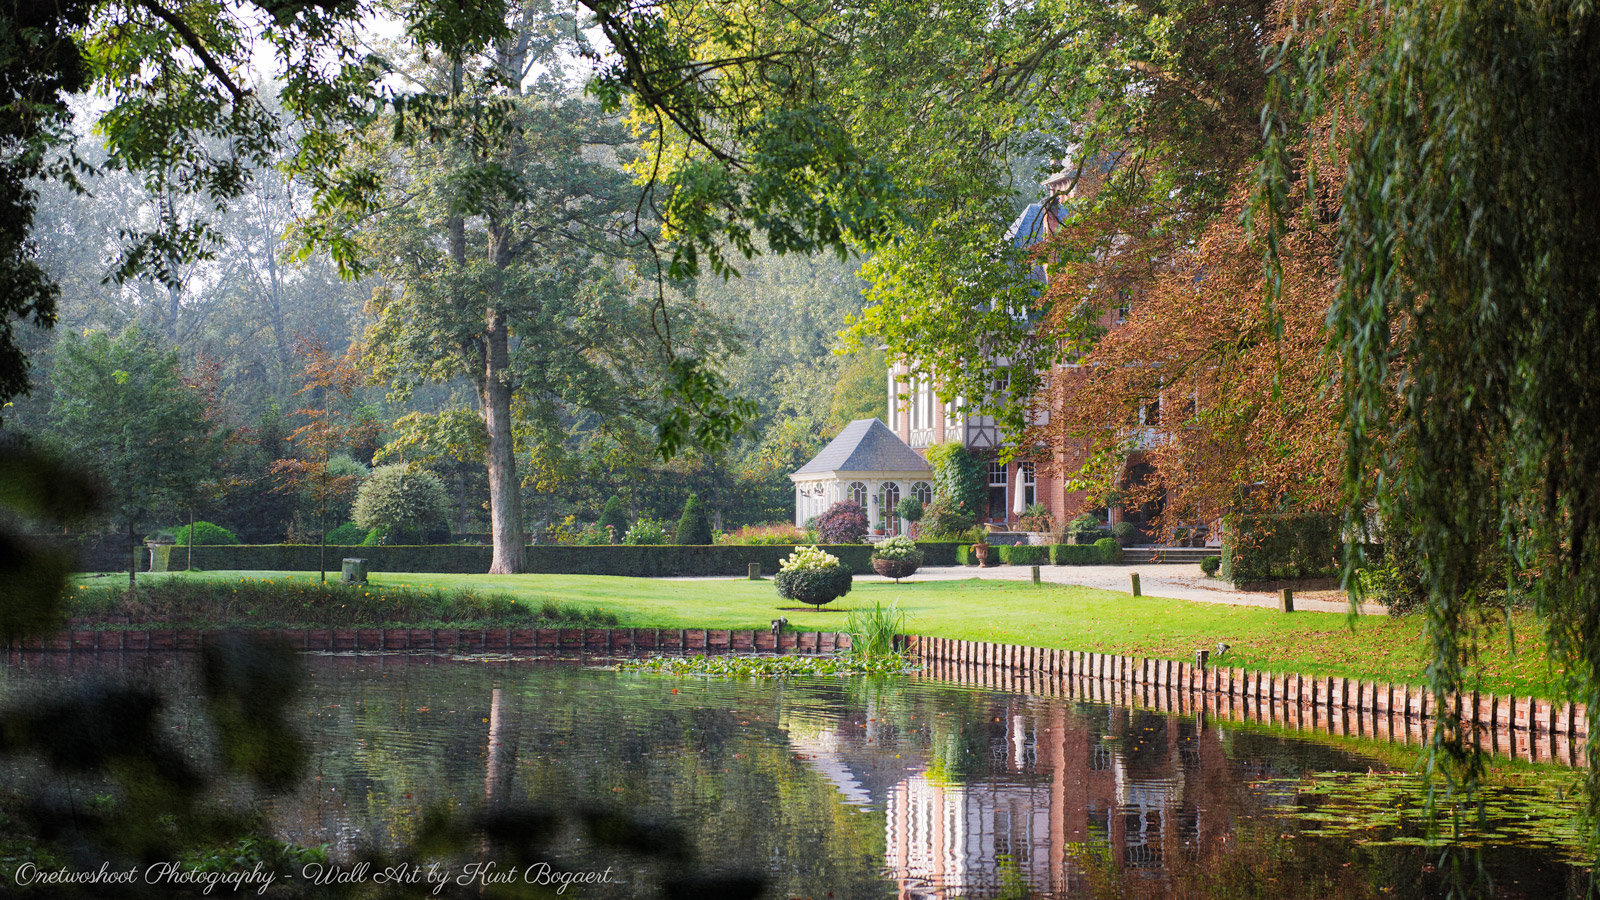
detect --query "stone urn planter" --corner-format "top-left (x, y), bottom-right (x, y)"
top-left (871, 556), bottom-right (920, 582)
top-left (972, 543), bottom-right (991, 567)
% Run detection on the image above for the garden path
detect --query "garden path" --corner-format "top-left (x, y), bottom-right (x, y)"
top-left (675, 563), bottom-right (1387, 616)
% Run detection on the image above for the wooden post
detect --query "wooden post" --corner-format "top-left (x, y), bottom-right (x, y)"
top-left (1278, 588), bottom-right (1294, 612)
top-left (1031, 565), bottom-right (1041, 584)
top-left (1131, 573), bottom-right (1142, 597)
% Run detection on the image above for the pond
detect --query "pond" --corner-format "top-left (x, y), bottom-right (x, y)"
top-left (2, 651), bottom-right (1592, 899)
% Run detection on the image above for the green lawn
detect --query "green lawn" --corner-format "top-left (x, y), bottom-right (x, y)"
top-left (76, 570), bottom-right (1569, 699)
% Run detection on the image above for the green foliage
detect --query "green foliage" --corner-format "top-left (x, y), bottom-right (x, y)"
top-left (921, 495), bottom-right (977, 538)
top-left (68, 578), bottom-right (617, 629)
top-left (675, 493), bottom-right (714, 545)
top-left (1068, 514), bottom-right (1103, 534)
top-left (1018, 503), bottom-right (1054, 533)
top-left (1220, 513), bottom-right (1340, 584)
top-left (1111, 521), bottom-right (1139, 540)
top-left (816, 500), bottom-right (869, 543)
top-left (1045, 541), bottom-right (1123, 565)
top-left (172, 521), bottom-right (239, 546)
top-left (717, 523), bottom-right (807, 545)
top-left (846, 601), bottom-right (907, 661)
top-left (353, 465), bottom-right (451, 545)
top-left (926, 442), bottom-right (985, 515)
top-left (45, 327), bottom-right (221, 536)
top-left (895, 496), bottom-right (924, 523)
top-left (0, 445), bottom-right (100, 640)
top-left (996, 544), bottom-right (1049, 565)
top-left (597, 495), bottom-right (629, 541)
top-left (621, 518), bottom-right (669, 545)
top-left (324, 522), bottom-right (368, 545)
top-left (1200, 555), bottom-right (1222, 578)
top-left (774, 566), bottom-right (854, 608)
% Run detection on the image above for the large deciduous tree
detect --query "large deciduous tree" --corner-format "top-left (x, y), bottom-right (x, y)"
top-left (328, 0), bottom-right (710, 573)
top-left (44, 326), bottom-right (221, 586)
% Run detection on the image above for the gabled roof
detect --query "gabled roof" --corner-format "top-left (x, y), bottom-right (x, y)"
top-left (792, 419), bottom-right (931, 477)
top-left (1005, 202), bottom-right (1052, 249)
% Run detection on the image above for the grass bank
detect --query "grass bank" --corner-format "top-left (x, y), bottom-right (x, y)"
top-left (71, 570), bottom-right (1567, 699)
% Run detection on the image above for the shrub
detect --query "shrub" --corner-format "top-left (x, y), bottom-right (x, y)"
top-left (574, 523), bottom-right (612, 546)
top-left (172, 521), bottom-right (239, 545)
top-left (816, 501), bottom-right (869, 544)
top-left (718, 523), bottom-right (808, 545)
top-left (1219, 512), bottom-right (1340, 583)
top-left (774, 545), bottom-right (854, 607)
top-left (871, 535), bottom-right (925, 564)
top-left (1067, 514), bottom-right (1102, 535)
top-left (997, 544), bottom-right (1049, 565)
top-left (597, 496), bottom-right (628, 541)
top-left (894, 496), bottom-right (924, 524)
top-left (1111, 521), bottom-right (1139, 541)
top-left (1094, 537), bottom-right (1123, 563)
top-left (621, 518), bottom-right (669, 545)
top-left (324, 522), bottom-right (368, 545)
top-left (1200, 555), bottom-right (1222, 577)
top-left (1017, 503), bottom-right (1055, 533)
top-left (675, 494), bottom-right (713, 545)
top-left (353, 465), bottom-right (451, 544)
top-left (921, 495), bottom-right (977, 538)
top-left (1049, 544), bottom-right (1104, 565)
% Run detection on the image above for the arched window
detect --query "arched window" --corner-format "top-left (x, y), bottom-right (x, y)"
top-left (878, 482), bottom-right (901, 533)
top-left (912, 481), bottom-right (933, 505)
top-left (847, 481), bottom-right (868, 506)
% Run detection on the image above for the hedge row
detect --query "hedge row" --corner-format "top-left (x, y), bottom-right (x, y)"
top-left (952, 541), bottom-right (1123, 566)
top-left (150, 542), bottom-right (966, 577)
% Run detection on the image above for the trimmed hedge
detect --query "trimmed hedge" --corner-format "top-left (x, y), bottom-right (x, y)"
top-left (1220, 512), bottom-right (1339, 584)
top-left (150, 541), bottom-right (964, 577)
top-left (1048, 542), bottom-right (1122, 565)
top-left (997, 544), bottom-right (1050, 565)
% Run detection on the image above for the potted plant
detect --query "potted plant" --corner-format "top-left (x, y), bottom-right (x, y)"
top-left (774, 545), bottom-right (854, 608)
top-left (971, 528), bottom-right (991, 567)
top-left (1018, 503), bottom-right (1055, 536)
top-left (871, 535), bottom-right (925, 582)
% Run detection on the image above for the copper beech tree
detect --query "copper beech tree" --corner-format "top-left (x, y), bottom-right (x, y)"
top-left (269, 340), bottom-right (380, 583)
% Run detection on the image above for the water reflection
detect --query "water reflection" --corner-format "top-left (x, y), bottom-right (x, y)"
top-left (1, 651), bottom-right (1589, 899)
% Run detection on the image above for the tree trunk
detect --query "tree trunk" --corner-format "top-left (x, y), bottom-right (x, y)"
top-left (483, 306), bottom-right (524, 573)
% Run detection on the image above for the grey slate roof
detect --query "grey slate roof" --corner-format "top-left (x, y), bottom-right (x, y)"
top-left (1005, 202), bottom-right (1050, 249)
top-left (792, 419), bottom-right (931, 476)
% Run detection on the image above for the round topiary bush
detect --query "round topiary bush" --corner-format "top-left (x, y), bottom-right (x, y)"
top-left (1111, 520), bottom-right (1139, 542)
top-left (894, 496), bottom-right (924, 524)
top-left (353, 465), bottom-right (451, 544)
top-left (816, 500), bottom-right (869, 543)
top-left (172, 521), bottom-right (239, 545)
top-left (774, 545), bottom-right (854, 608)
top-left (1095, 537), bottom-right (1124, 563)
top-left (1200, 555), bottom-right (1222, 577)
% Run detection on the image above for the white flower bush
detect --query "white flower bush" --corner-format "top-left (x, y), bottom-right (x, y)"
top-left (780, 544), bottom-right (842, 572)
top-left (871, 535), bottom-right (923, 562)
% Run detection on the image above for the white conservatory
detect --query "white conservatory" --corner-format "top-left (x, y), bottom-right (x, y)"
top-left (790, 418), bottom-right (933, 536)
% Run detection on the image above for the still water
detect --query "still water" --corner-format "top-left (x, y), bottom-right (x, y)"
top-left (4, 652), bottom-right (1593, 899)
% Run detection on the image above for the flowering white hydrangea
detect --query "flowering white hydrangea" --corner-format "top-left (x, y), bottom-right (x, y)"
top-left (872, 535), bottom-right (922, 561)
top-left (780, 544), bottom-right (841, 572)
